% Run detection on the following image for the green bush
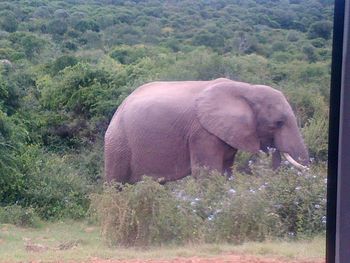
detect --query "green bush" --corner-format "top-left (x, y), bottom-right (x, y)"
top-left (159, 49), bottom-right (233, 81)
top-left (284, 88), bottom-right (328, 128)
top-left (260, 165), bottom-right (327, 237)
top-left (308, 20), bottom-right (333, 40)
top-left (0, 11), bottom-right (18, 33)
top-left (0, 204), bottom-right (41, 227)
top-left (8, 32), bottom-right (47, 59)
top-left (91, 159), bottom-right (326, 247)
top-left (71, 140), bottom-right (104, 183)
top-left (170, 169), bottom-right (283, 244)
top-left (49, 55), bottom-right (78, 76)
top-left (110, 45), bottom-right (150, 65)
top-left (18, 146), bottom-right (93, 219)
top-left (90, 177), bottom-right (202, 247)
top-left (0, 111), bottom-right (27, 204)
top-left (303, 114), bottom-right (329, 161)
top-left (36, 62), bottom-right (127, 148)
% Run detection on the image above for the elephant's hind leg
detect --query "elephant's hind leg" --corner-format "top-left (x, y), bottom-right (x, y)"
top-left (105, 139), bottom-right (131, 184)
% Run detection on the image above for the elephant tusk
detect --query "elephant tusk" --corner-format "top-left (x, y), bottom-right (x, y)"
top-left (282, 153), bottom-right (308, 170)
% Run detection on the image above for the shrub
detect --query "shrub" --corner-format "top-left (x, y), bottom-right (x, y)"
top-left (209, 159), bottom-right (327, 240)
top-left (68, 140), bottom-right (105, 183)
top-left (207, 183), bottom-right (283, 244)
top-left (37, 62), bottom-right (126, 148)
top-left (302, 44), bottom-right (318, 62)
top-left (47, 19), bottom-right (68, 36)
top-left (90, 177), bottom-right (202, 247)
top-left (0, 204), bottom-right (41, 227)
top-left (19, 146), bottom-right (93, 219)
top-left (285, 88), bottom-right (328, 128)
top-left (0, 111), bottom-right (27, 204)
top-left (159, 49), bottom-right (233, 81)
top-left (91, 159), bottom-right (326, 247)
top-left (109, 45), bottom-right (160, 65)
top-left (171, 168), bottom-right (283, 244)
top-left (308, 20), bottom-right (333, 40)
top-left (39, 62), bottom-right (121, 118)
top-left (49, 55), bottom-right (78, 76)
top-left (0, 11), bottom-right (18, 33)
top-left (260, 164), bottom-right (327, 237)
top-left (302, 114), bottom-right (329, 161)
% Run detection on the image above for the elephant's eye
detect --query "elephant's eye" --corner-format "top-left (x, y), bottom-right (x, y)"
top-left (275, 120), bottom-right (284, 128)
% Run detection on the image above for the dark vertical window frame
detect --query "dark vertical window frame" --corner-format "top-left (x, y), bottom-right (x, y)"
top-left (327, 0), bottom-right (348, 262)
top-left (336, 0), bottom-right (350, 262)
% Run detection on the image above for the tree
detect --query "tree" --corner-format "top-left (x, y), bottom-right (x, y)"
top-left (49, 55), bottom-right (78, 76)
top-left (0, 11), bottom-right (18, 33)
top-left (54, 9), bottom-right (69, 20)
top-left (193, 31), bottom-right (225, 50)
top-left (73, 19), bottom-right (100, 33)
top-left (20, 34), bottom-right (46, 59)
top-left (308, 20), bottom-right (332, 39)
top-left (110, 45), bottom-right (148, 64)
top-left (302, 44), bottom-right (318, 62)
top-left (0, 68), bottom-right (20, 115)
top-left (47, 19), bottom-right (68, 36)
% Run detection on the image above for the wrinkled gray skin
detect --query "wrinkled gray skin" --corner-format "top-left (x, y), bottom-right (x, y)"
top-left (105, 78), bottom-right (309, 184)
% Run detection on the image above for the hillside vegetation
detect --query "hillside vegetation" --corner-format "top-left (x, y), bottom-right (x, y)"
top-left (0, 0), bottom-right (332, 244)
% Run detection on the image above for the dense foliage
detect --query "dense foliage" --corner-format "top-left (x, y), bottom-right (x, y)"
top-left (0, 0), bottom-right (332, 238)
top-left (91, 159), bottom-right (327, 246)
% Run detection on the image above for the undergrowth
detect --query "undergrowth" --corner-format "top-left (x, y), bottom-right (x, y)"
top-left (90, 156), bottom-right (327, 247)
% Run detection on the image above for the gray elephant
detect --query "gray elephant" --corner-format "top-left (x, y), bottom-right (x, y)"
top-left (105, 78), bottom-right (309, 184)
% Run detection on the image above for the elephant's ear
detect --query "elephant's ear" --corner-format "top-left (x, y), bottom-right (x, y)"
top-left (195, 83), bottom-right (260, 153)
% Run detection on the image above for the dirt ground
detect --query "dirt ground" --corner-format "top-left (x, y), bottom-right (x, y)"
top-left (85, 255), bottom-right (324, 263)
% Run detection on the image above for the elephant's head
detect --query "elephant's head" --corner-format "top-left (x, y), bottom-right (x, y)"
top-left (196, 81), bottom-right (309, 169)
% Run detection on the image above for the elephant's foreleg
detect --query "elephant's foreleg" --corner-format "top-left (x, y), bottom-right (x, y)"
top-left (223, 157), bottom-right (233, 177)
top-left (189, 129), bottom-right (228, 176)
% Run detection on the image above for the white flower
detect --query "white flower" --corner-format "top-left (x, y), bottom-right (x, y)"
top-left (208, 214), bottom-right (215, 221)
top-left (228, 188), bottom-right (236, 194)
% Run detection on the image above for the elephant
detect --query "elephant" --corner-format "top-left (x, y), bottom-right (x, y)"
top-left (104, 78), bottom-right (309, 184)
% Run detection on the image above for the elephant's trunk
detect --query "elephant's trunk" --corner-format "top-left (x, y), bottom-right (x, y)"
top-left (272, 150), bottom-right (282, 170)
top-left (273, 121), bottom-right (309, 170)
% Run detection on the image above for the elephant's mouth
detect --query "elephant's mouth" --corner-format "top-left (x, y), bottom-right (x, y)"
top-left (260, 141), bottom-right (308, 170)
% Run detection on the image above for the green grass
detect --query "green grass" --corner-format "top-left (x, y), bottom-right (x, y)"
top-left (0, 221), bottom-right (325, 262)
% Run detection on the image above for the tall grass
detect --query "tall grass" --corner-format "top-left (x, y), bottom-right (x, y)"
top-left (90, 177), bottom-right (202, 247)
top-left (91, 156), bottom-right (326, 247)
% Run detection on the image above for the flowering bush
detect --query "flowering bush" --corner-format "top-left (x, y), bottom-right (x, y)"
top-left (91, 156), bottom-right (326, 247)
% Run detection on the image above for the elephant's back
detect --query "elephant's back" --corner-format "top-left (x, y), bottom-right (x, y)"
top-left (107, 78), bottom-right (233, 134)
top-left (130, 78), bottom-right (232, 98)
top-left (122, 78), bottom-right (232, 111)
